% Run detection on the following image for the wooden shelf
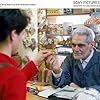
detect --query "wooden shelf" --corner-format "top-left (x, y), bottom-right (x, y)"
top-left (47, 13), bottom-right (90, 16)
top-left (46, 33), bottom-right (71, 37)
top-left (47, 9), bottom-right (91, 16)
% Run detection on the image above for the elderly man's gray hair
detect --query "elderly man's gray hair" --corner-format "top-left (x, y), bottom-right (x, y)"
top-left (72, 26), bottom-right (95, 44)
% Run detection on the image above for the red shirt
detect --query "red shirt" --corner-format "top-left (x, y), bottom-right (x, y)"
top-left (0, 53), bottom-right (39, 100)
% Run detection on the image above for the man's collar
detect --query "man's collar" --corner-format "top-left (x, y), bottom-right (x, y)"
top-left (80, 49), bottom-right (94, 63)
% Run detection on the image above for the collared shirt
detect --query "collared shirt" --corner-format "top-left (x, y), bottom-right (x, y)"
top-left (53, 48), bottom-right (94, 78)
top-left (80, 49), bottom-right (94, 69)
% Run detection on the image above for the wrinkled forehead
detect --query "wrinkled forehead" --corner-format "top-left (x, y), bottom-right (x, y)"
top-left (72, 34), bottom-right (88, 44)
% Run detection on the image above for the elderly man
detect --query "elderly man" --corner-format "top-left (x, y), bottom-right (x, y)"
top-left (46, 26), bottom-right (100, 92)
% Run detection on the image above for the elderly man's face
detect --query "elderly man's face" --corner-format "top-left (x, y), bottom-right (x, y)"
top-left (72, 34), bottom-right (93, 60)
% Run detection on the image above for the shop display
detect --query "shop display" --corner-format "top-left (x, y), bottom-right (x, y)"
top-left (47, 24), bottom-right (64, 34)
top-left (58, 36), bottom-right (72, 47)
top-left (23, 28), bottom-right (36, 51)
top-left (38, 9), bottom-right (47, 32)
top-left (22, 9), bottom-right (36, 51)
top-left (54, 46), bottom-right (72, 56)
top-left (47, 9), bottom-right (62, 16)
top-left (40, 32), bottom-right (57, 49)
top-left (86, 10), bottom-right (100, 49)
top-left (63, 8), bottom-right (73, 14)
top-left (38, 9), bottom-right (73, 55)
top-left (63, 22), bottom-right (73, 35)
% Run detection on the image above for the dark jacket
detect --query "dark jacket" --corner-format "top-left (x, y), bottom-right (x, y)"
top-left (52, 48), bottom-right (100, 92)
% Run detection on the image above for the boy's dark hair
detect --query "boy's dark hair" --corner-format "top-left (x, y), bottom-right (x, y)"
top-left (0, 9), bottom-right (30, 42)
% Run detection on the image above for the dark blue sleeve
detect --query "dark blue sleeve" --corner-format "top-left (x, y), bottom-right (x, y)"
top-left (52, 54), bottom-right (72, 88)
top-left (53, 77), bottom-right (61, 85)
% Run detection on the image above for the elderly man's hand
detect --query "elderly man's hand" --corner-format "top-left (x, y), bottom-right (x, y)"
top-left (69, 82), bottom-right (80, 89)
top-left (45, 55), bottom-right (61, 74)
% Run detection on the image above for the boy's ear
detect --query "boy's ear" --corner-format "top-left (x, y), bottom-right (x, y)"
top-left (9, 30), bottom-right (17, 41)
